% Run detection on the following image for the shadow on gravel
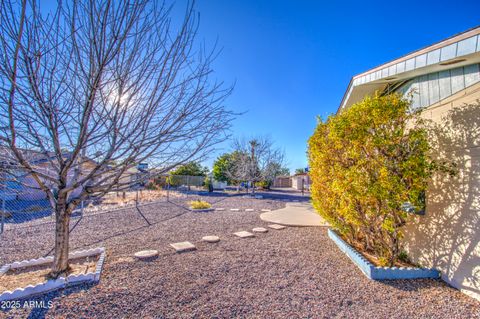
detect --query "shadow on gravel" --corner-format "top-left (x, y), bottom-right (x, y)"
top-left (0, 282), bottom-right (96, 319)
top-left (61, 206), bottom-right (190, 254)
top-left (379, 278), bottom-right (455, 292)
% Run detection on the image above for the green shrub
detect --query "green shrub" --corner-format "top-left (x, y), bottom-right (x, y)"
top-left (308, 93), bottom-right (444, 266)
top-left (398, 251), bottom-right (410, 263)
top-left (189, 200), bottom-right (211, 210)
top-left (204, 176), bottom-right (214, 192)
top-left (167, 175), bottom-right (182, 187)
top-left (255, 180), bottom-right (270, 189)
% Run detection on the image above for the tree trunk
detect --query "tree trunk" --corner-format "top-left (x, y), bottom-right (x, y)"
top-left (50, 196), bottom-right (71, 278)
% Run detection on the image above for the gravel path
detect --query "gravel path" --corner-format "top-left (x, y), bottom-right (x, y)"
top-left (0, 192), bottom-right (478, 318)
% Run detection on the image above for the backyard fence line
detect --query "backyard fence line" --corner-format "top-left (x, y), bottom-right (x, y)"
top-left (0, 177), bottom-right (212, 233)
top-left (0, 196), bottom-right (172, 232)
top-left (0, 174), bottom-right (211, 233)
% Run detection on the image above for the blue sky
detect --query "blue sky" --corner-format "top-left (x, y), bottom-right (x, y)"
top-left (191, 0), bottom-right (480, 172)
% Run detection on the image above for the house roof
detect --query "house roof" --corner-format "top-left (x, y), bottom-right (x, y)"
top-left (339, 26), bottom-right (480, 112)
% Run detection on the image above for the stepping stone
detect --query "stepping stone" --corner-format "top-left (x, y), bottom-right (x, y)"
top-left (252, 227), bottom-right (268, 233)
top-left (230, 208), bottom-right (240, 211)
top-left (170, 241), bottom-right (196, 253)
top-left (261, 209), bottom-right (271, 212)
top-left (202, 236), bottom-right (220, 243)
top-left (215, 208), bottom-right (225, 211)
top-left (268, 224), bottom-right (286, 230)
top-left (234, 231), bottom-right (255, 238)
top-left (245, 209), bottom-right (254, 212)
top-left (134, 250), bottom-right (159, 260)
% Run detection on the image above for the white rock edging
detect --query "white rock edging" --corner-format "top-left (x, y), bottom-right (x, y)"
top-left (0, 247), bottom-right (106, 301)
top-left (328, 229), bottom-right (440, 280)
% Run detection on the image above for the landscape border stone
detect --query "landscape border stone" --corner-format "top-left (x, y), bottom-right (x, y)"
top-left (233, 231), bottom-right (255, 238)
top-left (328, 229), bottom-right (440, 280)
top-left (134, 250), bottom-right (159, 260)
top-left (202, 236), bottom-right (220, 243)
top-left (0, 247), bottom-right (106, 301)
top-left (170, 241), bottom-right (196, 253)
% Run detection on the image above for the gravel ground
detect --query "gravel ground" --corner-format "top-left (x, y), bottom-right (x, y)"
top-left (0, 191), bottom-right (478, 318)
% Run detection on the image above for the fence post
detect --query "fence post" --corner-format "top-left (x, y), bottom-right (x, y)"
top-left (1, 194), bottom-right (4, 234)
top-left (1, 182), bottom-right (5, 234)
top-left (167, 180), bottom-right (170, 202)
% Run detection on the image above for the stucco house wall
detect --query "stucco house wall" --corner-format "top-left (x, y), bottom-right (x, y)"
top-left (402, 81), bottom-right (480, 301)
top-left (291, 174), bottom-right (310, 191)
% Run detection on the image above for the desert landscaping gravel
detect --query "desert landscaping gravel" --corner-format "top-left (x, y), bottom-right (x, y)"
top-left (0, 191), bottom-right (479, 318)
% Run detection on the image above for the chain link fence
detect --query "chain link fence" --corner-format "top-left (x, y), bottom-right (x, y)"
top-left (0, 175), bottom-right (211, 232)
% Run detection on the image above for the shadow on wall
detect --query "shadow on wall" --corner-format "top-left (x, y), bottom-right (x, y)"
top-left (404, 101), bottom-right (480, 300)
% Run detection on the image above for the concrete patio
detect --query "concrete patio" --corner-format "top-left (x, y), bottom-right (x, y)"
top-left (259, 201), bottom-right (329, 227)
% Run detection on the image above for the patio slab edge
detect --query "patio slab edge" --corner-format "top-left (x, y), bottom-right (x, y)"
top-left (328, 229), bottom-right (440, 280)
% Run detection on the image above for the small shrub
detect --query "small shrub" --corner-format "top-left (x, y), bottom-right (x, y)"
top-left (255, 180), bottom-right (270, 189)
top-left (204, 176), bottom-right (213, 192)
top-left (398, 251), bottom-right (410, 263)
top-left (189, 200), bottom-right (211, 210)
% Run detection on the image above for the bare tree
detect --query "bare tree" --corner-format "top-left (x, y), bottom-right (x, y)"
top-left (227, 136), bottom-right (285, 193)
top-left (0, 0), bottom-right (233, 277)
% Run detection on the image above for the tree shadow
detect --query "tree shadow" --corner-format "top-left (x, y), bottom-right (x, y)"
top-left (0, 282), bottom-right (97, 319)
top-left (403, 101), bottom-right (480, 299)
top-left (377, 278), bottom-right (459, 293)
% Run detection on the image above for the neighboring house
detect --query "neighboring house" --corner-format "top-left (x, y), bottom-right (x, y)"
top-left (291, 173), bottom-right (311, 191)
top-left (0, 147), bottom-right (67, 200)
top-left (339, 27), bottom-right (480, 300)
top-left (272, 175), bottom-right (292, 188)
top-left (0, 147), bottom-right (102, 200)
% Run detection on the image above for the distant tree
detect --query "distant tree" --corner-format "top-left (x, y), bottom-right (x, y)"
top-left (279, 167), bottom-right (291, 176)
top-left (295, 168), bottom-right (305, 175)
top-left (170, 162), bottom-right (208, 176)
top-left (212, 153), bottom-right (235, 183)
top-left (0, 1), bottom-right (233, 277)
top-left (228, 137), bottom-right (285, 193)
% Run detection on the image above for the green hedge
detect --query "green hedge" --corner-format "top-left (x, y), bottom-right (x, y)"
top-left (308, 93), bottom-right (439, 266)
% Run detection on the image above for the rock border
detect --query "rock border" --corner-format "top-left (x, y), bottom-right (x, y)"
top-left (328, 229), bottom-right (440, 280)
top-left (0, 247), bottom-right (106, 301)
